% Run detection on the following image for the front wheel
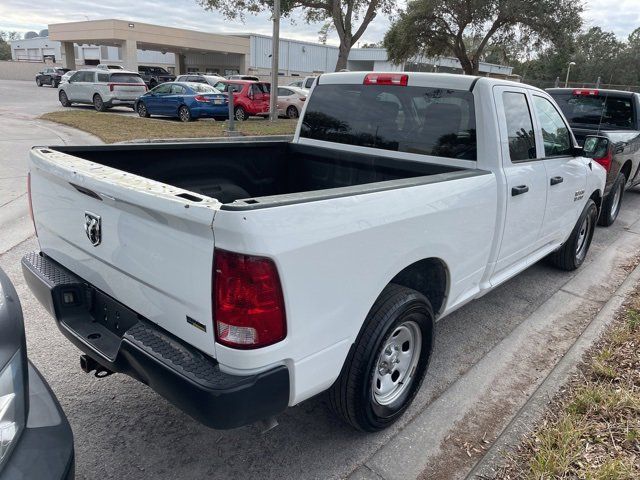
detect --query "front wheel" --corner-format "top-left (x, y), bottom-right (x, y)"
top-left (36, 78), bottom-right (42, 87)
top-left (598, 173), bottom-right (625, 227)
top-left (93, 94), bottom-right (107, 112)
top-left (548, 199), bottom-right (598, 271)
top-left (178, 105), bottom-right (192, 122)
top-left (328, 284), bottom-right (434, 431)
top-left (59, 90), bottom-right (71, 107)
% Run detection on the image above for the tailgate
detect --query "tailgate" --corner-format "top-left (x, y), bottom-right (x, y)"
top-left (28, 147), bottom-right (220, 357)
top-left (111, 83), bottom-right (147, 100)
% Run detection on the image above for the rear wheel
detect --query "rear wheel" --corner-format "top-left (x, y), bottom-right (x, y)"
top-left (548, 199), bottom-right (598, 271)
top-left (93, 94), bottom-right (107, 112)
top-left (328, 284), bottom-right (434, 431)
top-left (234, 106), bottom-right (247, 121)
top-left (59, 90), bottom-right (71, 107)
top-left (178, 105), bottom-right (192, 122)
top-left (286, 105), bottom-right (299, 119)
top-left (598, 173), bottom-right (625, 227)
top-left (137, 102), bottom-right (150, 118)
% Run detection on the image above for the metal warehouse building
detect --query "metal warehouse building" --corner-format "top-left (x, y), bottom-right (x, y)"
top-left (10, 19), bottom-right (514, 80)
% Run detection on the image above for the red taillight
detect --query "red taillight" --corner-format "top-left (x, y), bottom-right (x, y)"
top-left (594, 150), bottom-right (612, 172)
top-left (364, 73), bottom-right (408, 86)
top-left (194, 95), bottom-right (208, 102)
top-left (27, 172), bottom-right (37, 236)
top-left (573, 89), bottom-right (599, 96)
top-left (214, 249), bottom-right (286, 349)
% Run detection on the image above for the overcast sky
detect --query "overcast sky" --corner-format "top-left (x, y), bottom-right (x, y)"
top-left (1, 0), bottom-right (639, 46)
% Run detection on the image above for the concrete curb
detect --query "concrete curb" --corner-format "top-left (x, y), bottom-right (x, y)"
top-left (465, 259), bottom-right (640, 479)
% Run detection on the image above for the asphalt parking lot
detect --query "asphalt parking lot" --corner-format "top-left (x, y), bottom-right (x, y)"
top-left (2, 78), bottom-right (640, 479)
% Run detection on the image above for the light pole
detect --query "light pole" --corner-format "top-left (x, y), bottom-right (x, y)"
top-left (564, 61), bottom-right (576, 88)
top-left (269, 0), bottom-right (280, 122)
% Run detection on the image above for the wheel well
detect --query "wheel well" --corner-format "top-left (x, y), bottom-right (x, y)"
top-left (389, 258), bottom-right (448, 315)
top-left (621, 160), bottom-right (633, 180)
top-left (590, 189), bottom-right (602, 211)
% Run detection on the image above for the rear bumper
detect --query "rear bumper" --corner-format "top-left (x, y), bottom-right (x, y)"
top-left (192, 105), bottom-right (229, 118)
top-left (1, 362), bottom-right (74, 480)
top-left (21, 252), bottom-right (290, 430)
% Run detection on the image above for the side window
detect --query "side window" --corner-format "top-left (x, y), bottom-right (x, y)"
top-left (502, 92), bottom-right (537, 162)
top-left (277, 88), bottom-right (290, 96)
top-left (170, 84), bottom-right (185, 94)
top-left (152, 84), bottom-right (172, 94)
top-left (532, 96), bottom-right (573, 157)
top-left (97, 73), bottom-right (109, 83)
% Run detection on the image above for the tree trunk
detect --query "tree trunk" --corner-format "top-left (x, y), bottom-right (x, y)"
top-left (458, 54), bottom-right (474, 75)
top-left (335, 38), bottom-right (352, 71)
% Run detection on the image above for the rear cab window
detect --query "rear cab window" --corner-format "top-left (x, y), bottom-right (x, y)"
top-left (300, 83), bottom-right (477, 160)
top-left (550, 91), bottom-right (636, 130)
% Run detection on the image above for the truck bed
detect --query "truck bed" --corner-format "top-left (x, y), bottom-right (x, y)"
top-left (50, 140), bottom-right (468, 209)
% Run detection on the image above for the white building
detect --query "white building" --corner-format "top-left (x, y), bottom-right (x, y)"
top-left (9, 22), bottom-right (514, 79)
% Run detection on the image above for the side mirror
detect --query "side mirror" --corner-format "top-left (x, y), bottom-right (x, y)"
top-left (583, 135), bottom-right (610, 159)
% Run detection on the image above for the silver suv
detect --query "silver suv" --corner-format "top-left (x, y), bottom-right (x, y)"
top-left (58, 69), bottom-right (148, 111)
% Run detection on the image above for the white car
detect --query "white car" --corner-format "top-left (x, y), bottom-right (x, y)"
top-left (24, 72), bottom-right (606, 432)
top-left (288, 75), bottom-right (317, 90)
top-left (59, 70), bottom-right (76, 85)
top-left (97, 64), bottom-right (125, 70)
top-left (175, 73), bottom-right (225, 87)
top-left (276, 85), bottom-right (308, 118)
top-left (58, 69), bottom-right (147, 111)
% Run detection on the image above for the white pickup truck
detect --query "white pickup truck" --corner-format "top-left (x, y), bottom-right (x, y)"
top-left (23, 72), bottom-right (606, 432)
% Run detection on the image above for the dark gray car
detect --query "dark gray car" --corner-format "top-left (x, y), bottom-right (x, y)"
top-left (548, 88), bottom-right (640, 226)
top-left (0, 267), bottom-right (74, 480)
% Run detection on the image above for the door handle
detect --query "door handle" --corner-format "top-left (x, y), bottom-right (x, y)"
top-left (550, 176), bottom-right (564, 186)
top-left (511, 185), bottom-right (529, 196)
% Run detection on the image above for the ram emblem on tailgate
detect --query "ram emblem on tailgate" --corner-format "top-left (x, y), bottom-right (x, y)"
top-left (84, 212), bottom-right (102, 246)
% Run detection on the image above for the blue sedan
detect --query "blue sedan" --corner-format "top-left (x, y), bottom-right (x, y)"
top-left (135, 82), bottom-right (229, 122)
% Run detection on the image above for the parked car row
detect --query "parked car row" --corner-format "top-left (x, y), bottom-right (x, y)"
top-left (54, 67), bottom-right (309, 122)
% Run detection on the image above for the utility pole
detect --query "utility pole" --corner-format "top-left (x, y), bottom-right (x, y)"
top-left (269, 0), bottom-right (280, 122)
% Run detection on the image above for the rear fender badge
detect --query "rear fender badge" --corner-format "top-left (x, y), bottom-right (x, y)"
top-left (84, 212), bottom-right (102, 246)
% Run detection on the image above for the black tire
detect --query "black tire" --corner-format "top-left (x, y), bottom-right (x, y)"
top-left (59, 90), bottom-right (71, 107)
top-left (234, 106), bottom-right (247, 121)
top-left (548, 199), bottom-right (598, 271)
top-left (286, 105), bottom-right (299, 119)
top-left (598, 173), bottom-right (625, 227)
top-left (53, 80), bottom-right (60, 88)
top-left (328, 284), bottom-right (434, 432)
top-left (137, 102), bottom-right (150, 118)
top-left (178, 105), bottom-right (192, 122)
top-left (36, 78), bottom-right (42, 87)
top-left (93, 94), bottom-right (107, 112)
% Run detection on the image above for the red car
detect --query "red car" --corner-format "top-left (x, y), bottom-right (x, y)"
top-left (214, 80), bottom-right (271, 121)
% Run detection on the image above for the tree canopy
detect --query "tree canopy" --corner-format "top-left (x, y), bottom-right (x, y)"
top-left (383, 0), bottom-right (583, 75)
top-left (199, 0), bottom-right (395, 71)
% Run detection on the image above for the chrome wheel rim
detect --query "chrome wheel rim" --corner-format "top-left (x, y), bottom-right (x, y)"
top-left (179, 107), bottom-right (190, 122)
top-left (138, 104), bottom-right (147, 117)
top-left (287, 106), bottom-right (298, 119)
top-left (235, 108), bottom-right (245, 121)
top-left (94, 97), bottom-right (102, 110)
top-left (576, 213), bottom-right (592, 260)
top-left (372, 320), bottom-right (422, 406)
top-left (611, 182), bottom-right (622, 219)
